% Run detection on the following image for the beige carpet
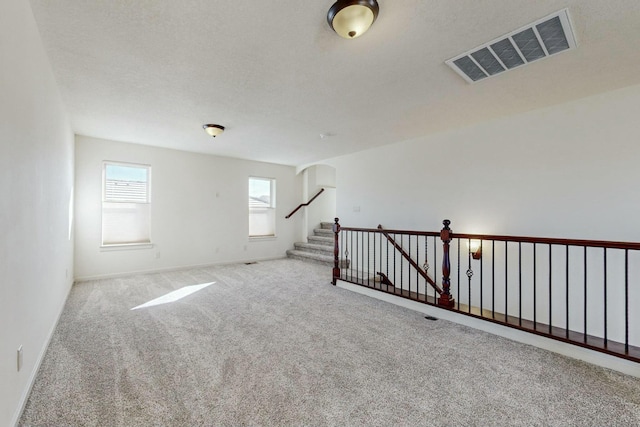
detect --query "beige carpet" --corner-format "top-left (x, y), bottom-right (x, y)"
top-left (20, 258), bottom-right (640, 426)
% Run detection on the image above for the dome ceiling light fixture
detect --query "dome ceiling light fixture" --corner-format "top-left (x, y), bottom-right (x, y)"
top-left (203, 124), bottom-right (225, 138)
top-left (327, 0), bottom-right (379, 39)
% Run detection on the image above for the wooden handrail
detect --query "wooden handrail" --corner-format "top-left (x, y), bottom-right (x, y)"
top-left (450, 232), bottom-right (640, 250)
top-left (377, 225), bottom-right (443, 295)
top-left (285, 188), bottom-right (325, 219)
top-left (341, 226), bottom-right (440, 237)
top-left (340, 226), bottom-right (640, 250)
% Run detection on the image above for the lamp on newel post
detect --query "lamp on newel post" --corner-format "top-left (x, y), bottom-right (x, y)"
top-left (438, 219), bottom-right (456, 308)
top-left (332, 218), bottom-right (341, 285)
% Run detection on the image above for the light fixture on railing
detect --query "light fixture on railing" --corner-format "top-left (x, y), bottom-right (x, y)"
top-left (469, 239), bottom-right (482, 260)
top-left (327, 0), bottom-right (379, 39)
top-left (203, 124), bottom-right (225, 137)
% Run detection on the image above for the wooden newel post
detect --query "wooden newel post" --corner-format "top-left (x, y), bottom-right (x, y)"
top-left (332, 217), bottom-right (341, 286)
top-left (438, 219), bottom-right (455, 308)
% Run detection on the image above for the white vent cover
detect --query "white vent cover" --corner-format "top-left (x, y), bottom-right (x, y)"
top-left (446, 9), bottom-right (576, 84)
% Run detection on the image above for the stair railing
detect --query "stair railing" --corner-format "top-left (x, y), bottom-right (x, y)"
top-left (332, 218), bottom-right (443, 304)
top-left (285, 188), bottom-right (325, 219)
top-left (376, 224), bottom-right (443, 296)
top-left (332, 217), bottom-right (640, 363)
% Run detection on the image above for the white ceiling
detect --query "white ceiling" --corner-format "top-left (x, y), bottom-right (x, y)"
top-left (29, 0), bottom-right (640, 166)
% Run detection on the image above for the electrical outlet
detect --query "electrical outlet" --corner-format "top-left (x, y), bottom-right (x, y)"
top-left (243, 245), bottom-right (247, 251)
top-left (65, 268), bottom-right (68, 278)
top-left (155, 251), bottom-right (160, 259)
top-left (353, 206), bottom-right (361, 212)
top-left (17, 345), bottom-right (23, 372)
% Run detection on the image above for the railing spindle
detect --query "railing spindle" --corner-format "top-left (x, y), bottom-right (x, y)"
top-left (604, 248), bottom-right (608, 348)
top-left (341, 227), bottom-right (345, 279)
top-left (480, 240), bottom-right (483, 317)
top-left (492, 240), bottom-right (495, 319)
top-left (351, 229), bottom-right (354, 281)
top-left (332, 218), bottom-right (340, 286)
top-left (533, 243), bottom-right (537, 330)
top-left (549, 244), bottom-right (553, 335)
top-left (566, 245), bottom-right (569, 339)
top-left (457, 238), bottom-right (461, 311)
top-left (386, 232), bottom-right (389, 291)
top-left (401, 234), bottom-right (405, 294)
top-left (373, 232), bottom-right (376, 290)
top-left (378, 230), bottom-right (382, 289)
top-left (583, 246), bottom-right (587, 343)
top-left (505, 241), bottom-right (508, 323)
top-left (625, 249), bottom-right (629, 354)
top-left (356, 231), bottom-right (360, 284)
top-left (367, 232), bottom-right (371, 288)
top-left (519, 242), bottom-right (522, 327)
top-left (433, 236), bottom-right (437, 302)
top-left (360, 231), bottom-right (364, 284)
top-left (416, 236), bottom-right (420, 301)
top-left (467, 238), bottom-right (472, 314)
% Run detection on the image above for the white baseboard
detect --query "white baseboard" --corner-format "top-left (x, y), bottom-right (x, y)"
top-left (337, 280), bottom-right (640, 378)
top-left (74, 256), bottom-right (287, 282)
top-left (11, 278), bottom-right (74, 427)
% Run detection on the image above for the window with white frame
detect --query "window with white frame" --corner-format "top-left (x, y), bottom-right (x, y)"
top-left (249, 177), bottom-right (275, 237)
top-left (102, 162), bottom-right (151, 246)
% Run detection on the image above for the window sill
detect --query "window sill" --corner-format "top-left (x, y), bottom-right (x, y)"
top-left (249, 236), bottom-right (277, 241)
top-left (100, 243), bottom-right (154, 251)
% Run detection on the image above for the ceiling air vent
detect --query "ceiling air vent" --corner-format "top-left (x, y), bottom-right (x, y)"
top-left (446, 9), bottom-right (576, 84)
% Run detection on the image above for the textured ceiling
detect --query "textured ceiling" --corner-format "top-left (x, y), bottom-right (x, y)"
top-left (29, 0), bottom-right (640, 166)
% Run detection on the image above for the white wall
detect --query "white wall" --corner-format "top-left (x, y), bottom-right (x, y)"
top-left (75, 136), bottom-right (303, 279)
top-left (0, 1), bottom-right (75, 425)
top-left (327, 83), bottom-right (640, 242)
top-left (302, 164), bottom-right (336, 237)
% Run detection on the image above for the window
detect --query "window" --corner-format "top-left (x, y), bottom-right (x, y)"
top-left (102, 162), bottom-right (151, 246)
top-left (249, 177), bottom-right (275, 237)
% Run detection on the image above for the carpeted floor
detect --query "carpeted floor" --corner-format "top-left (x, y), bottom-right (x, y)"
top-left (20, 258), bottom-right (640, 426)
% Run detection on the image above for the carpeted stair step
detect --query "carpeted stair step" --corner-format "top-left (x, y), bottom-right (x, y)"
top-left (320, 222), bottom-right (334, 230)
top-left (286, 249), bottom-right (334, 265)
top-left (286, 250), bottom-right (349, 267)
top-left (308, 235), bottom-right (333, 246)
top-left (293, 242), bottom-right (333, 256)
top-left (313, 228), bottom-right (334, 237)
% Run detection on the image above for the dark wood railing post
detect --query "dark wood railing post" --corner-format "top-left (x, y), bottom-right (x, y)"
top-left (332, 217), bottom-right (341, 286)
top-left (438, 219), bottom-right (455, 308)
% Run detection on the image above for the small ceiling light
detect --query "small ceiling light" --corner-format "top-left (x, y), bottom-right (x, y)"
top-left (327, 0), bottom-right (379, 39)
top-left (203, 124), bottom-right (225, 137)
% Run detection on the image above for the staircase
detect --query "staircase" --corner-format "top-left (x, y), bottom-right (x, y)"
top-left (287, 222), bottom-right (335, 265)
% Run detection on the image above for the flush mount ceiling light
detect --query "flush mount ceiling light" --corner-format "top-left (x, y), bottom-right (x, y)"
top-left (327, 0), bottom-right (379, 39)
top-left (203, 124), bottom-right (225, 137)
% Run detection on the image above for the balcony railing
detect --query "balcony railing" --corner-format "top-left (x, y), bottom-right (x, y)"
top-left (331, 218), bottom-right (640, 363)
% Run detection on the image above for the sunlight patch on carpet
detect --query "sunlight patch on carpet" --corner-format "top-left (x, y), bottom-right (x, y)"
top-left (131, 282), bottom-right (214, 310)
